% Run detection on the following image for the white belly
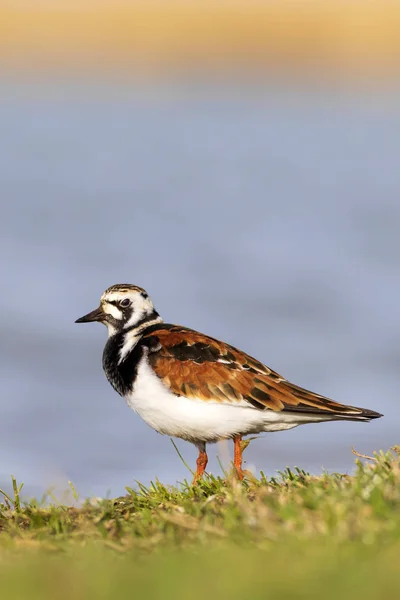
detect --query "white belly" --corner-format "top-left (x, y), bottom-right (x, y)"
top-left (123, 357), bottom-right (316, 443)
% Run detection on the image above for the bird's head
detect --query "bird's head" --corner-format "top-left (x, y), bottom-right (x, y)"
top-left (75, 284), bottom-right (162, 336)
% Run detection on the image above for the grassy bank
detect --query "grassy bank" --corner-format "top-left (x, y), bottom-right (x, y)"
top-left (0, 447), bottom-right (399, 598)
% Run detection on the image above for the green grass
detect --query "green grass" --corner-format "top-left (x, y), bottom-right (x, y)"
top-left (1, 448), bottom-right (400, 599)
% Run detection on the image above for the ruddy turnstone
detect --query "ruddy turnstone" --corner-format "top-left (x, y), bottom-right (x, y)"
top-left (76, 284), bottom-right (382, 482)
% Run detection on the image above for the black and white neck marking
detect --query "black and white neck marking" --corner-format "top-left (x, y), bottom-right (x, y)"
top-left (117, 312), bottom-right (163, 364)
top-left (98, 285), bottom-right (163, 396)
top-left (102, 317), bottom-right (162, 398)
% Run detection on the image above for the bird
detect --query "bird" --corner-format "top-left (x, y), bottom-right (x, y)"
top-left (75, 284), bottom-right (383, 482)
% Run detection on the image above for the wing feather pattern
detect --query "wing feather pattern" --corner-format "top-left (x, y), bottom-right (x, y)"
top-left (142, 325), bottom-right (382, 421)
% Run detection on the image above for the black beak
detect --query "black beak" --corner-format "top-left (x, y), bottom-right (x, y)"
top-left (75, 306), bottom-right (104, 323)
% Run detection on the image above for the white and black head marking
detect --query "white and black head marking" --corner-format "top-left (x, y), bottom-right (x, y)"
top-left (101, 284), bottom-right (154, 331)
top-left (75, 284), bottom-right (161, 336)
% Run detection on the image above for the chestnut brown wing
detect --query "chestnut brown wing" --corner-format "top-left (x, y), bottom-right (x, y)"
top-left (143, 325), bottom-right (381, 419)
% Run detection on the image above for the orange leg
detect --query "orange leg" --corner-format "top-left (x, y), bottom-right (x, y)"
top-left (192, 443), bottom-right (208, 484)
top-left (233, 435), bottom-right (245, 480)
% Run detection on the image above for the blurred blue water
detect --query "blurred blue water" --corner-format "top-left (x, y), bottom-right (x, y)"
top-left (0, 80), bottom-right (399, 499)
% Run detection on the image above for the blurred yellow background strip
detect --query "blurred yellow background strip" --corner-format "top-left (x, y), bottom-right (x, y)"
top-left (1, 2), bottom-right (400, 76)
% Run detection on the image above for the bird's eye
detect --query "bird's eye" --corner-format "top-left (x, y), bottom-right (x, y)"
top-left (120, 298), bottom-right (131, 308)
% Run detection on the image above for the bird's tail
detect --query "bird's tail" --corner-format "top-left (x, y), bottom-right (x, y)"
top-left (279, 380), bottom-right (383, 422)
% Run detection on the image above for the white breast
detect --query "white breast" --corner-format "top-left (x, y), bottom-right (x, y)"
top-left (123, 357), bottom-right (328, 443)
